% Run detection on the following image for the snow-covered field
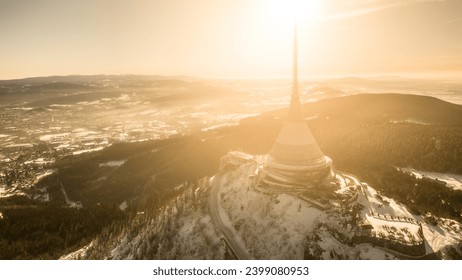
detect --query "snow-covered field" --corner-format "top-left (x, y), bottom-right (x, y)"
top-left (59, 242), bottom-right (93, 260)
top-left (360, 186), bottom-right (422, 244)
top-left (99, 160), bottom-right (126, 168)
top-left (217, 163), bottom-right (462, 259)
top-left (400, 168), bottom-right (462, 191)
top-left (36, 170), bottom-right (55, 182)
top-left (219, 163), bottom-right (325, 259)
top-left (421, 218), bottom-right (462, 254)
top-left (72, 147), bottom-right (104, 155)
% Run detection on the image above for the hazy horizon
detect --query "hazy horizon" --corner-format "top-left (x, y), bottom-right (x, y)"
top-left (2, 71), bottom-right (462, 83)
top-left (1, 0), bottom-right (462, 80)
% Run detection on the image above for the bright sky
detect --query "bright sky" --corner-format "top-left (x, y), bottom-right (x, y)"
top-left (1, 0), bottom-right (461, 80)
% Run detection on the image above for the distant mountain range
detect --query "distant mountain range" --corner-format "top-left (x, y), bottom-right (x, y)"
top-left (0, 75), bottom-right (202, 96)
top-left (0, 74), bottom-right (198, 85)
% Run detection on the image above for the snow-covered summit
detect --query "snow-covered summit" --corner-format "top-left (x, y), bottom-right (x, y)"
top-left (63, 152), bottom-right (462, 260)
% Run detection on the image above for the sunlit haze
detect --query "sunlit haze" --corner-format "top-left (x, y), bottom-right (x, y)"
top-left (1, 0), bottom-right (462, 79)
top-left (2, 0), bottom-right (462, 266)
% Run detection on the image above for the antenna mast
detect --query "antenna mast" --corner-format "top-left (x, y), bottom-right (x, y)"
top-left (288, 19), bottom-right (302, 121)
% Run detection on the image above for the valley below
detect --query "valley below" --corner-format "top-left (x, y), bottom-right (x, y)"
top-left (1, 75), bottom-right (462, 259)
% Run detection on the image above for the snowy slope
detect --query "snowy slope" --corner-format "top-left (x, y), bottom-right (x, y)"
top-left (62, 157), bottom-right (462, 260)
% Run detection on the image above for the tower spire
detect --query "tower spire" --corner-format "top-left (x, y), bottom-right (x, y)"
top-left (262, 17), bottom-right (334, 190)
top-left (287, 20), bottom-right (302, 121)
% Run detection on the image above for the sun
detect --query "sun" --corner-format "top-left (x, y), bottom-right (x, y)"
top-left (268, 0), bottom-right (324, 23)
top-left (236, 0), bottom-right (327, 76)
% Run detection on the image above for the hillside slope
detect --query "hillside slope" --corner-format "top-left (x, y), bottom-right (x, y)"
top-left (2, 93), bottom-right (462, 259)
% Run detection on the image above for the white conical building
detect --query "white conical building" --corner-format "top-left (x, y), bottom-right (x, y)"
top-left (261, 26), bottom-right (334, 190)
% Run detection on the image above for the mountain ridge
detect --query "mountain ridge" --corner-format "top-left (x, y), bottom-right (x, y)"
top-left (254, 93), bottom-right (462, 126)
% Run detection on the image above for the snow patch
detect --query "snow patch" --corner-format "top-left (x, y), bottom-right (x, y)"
top-left (116, 94), bottom-right (130, 101)
top-left (36, 170), bottom-right (55, 181)
top-left (74, 130), bottom-right (98, 137)
top-left (99, 160), bottom-right (126, 168)
top-left (420, 217), bottom-right (462, 254)
top-left (60, 183), bottom-right (82, 208)
top-left (390, 119), bottom-right (430, 125)
top-left (218, 113), bottom-right (259, 121)
top-left (72, 147), bottom-right (104, 155)
top-left (219, 163), bottom-right (325, 259)
top-left (119, 201), bottom-right (128, 211)
top-left (201, 123), bottom-right (237, 132)
top-left (400, 168), bottom-right (462, 191)
top-left (59, 242), bottom-right (93, 260)
top-left (39, 133), bottom-right (70, 141)
top-left (5, 143), bottom-right (33, 148)
top-left (49, 104), bottom-right (73, 107)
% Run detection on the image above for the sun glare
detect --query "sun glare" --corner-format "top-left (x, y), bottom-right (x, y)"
top-left (253, 0), bottom-right (325, 74)
top-left (268, 0), bottom-right (323, 23)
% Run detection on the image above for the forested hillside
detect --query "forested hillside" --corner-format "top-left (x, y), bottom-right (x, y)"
top-left (1, 93), bottom-right (462, 259)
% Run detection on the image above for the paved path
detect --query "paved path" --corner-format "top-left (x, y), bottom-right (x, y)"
top-left (209, 175), bottom-right (252, 260)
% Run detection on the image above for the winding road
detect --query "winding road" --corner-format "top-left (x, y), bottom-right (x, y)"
top-left (209, 175), bottom-right (253, 260)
